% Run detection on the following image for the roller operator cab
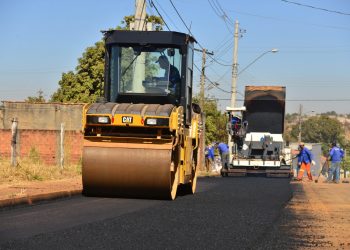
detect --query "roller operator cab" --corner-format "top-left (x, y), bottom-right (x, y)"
top-left (82, 30), bottom-right (201, 200)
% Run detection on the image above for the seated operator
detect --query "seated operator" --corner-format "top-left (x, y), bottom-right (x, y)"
top-left (155, 55), bottom-right (181, 94)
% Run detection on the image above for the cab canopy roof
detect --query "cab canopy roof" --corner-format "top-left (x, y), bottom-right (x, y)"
top-left (104, 30), bottom-right (196, 47)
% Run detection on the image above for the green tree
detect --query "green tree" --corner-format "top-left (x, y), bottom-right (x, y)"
top-left (285, 113), bottom-right (298, 123)
top-left (321, 111), bottom-right (337, 116)
top-left (289, 115), bottom-right (345, 153)
top-left (117, 15), bottom-right (164, 31)
top-left (26, 89), bottom-right (46, 103)
top-left (51, 41), bottom-right (105, 103)
top-left (342, 151), bottom-right (350, 178)
top-left (193, 96), bottom-right (227, 144)
top-left (51, 15), bottom-right (163, 103)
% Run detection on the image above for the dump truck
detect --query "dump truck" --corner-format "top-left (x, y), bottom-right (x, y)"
top-left (82, 30), bottom-right (201, 199)
top-left (222, 86), bottom-right (292, 177)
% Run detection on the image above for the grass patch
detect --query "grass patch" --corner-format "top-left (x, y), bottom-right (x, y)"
top-left (0, 157), bottom-right (81, 184)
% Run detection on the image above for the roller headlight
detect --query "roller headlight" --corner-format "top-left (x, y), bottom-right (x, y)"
top-left (98, 116), bottom-right (109, 123)
top-left (86, 116), bottom-right (111, 124)
top-left (146, 118), bottom-right (157, 125)
top-left (145, 118), bottom-right (169, 126)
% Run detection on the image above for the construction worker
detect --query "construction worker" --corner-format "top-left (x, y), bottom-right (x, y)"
top-left (216, 142), bottom-right (230, 171)
top-left (296, 142), bottom-right (315, 181)
top-left (326, 142), bottom-right (344, 184)
top-left (205, 143), bottom-right (215, 173)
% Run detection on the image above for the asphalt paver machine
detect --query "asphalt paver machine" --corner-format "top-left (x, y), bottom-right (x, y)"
top-left (222, 86), bottom-right (292, 177)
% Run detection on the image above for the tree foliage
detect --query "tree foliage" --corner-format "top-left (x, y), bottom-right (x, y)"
top-left (51, 15), bottom-right (163, 103)
top-left (26, 90), bottom-right (46, 103)
top-left (321, 111), bottom-right (337, 116)
top-left (289, 115), bottom-right (346, 153)
top-left (193, 96), bottom-right (227, 144)
top-left (51, 41), bottom-right (105, 103)
top-left (116, 15), bottom-right (164, 31)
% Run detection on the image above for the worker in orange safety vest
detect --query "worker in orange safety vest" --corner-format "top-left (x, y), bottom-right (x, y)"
top-left (296, 142), bottom-right (315, 181)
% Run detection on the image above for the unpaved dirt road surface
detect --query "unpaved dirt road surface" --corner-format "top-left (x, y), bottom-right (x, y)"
top-left (0, 176), bottom-right (349, 249)
top-left (270, 179), bottom-right (350, 249)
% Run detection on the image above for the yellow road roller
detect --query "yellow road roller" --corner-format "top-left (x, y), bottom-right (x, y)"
top-left (82, 30), bottom-right (202, 200)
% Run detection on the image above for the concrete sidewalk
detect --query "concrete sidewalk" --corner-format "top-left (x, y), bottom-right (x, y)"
top-left (0, 176), bottom-right (82, 208)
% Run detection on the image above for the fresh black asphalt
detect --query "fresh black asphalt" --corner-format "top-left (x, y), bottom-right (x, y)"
top-left (0, 176), bottom-right (295, 250)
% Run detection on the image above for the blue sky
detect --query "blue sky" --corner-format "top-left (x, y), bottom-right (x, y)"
top-left (0, 0), bottom-right (349, 114)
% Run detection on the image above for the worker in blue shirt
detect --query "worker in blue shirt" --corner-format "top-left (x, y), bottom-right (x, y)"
top-left (296, 142), bottom-right (315, 181)
top-left (216, 142), bottom-right (230, 171)
top-left (205, 143), bottom-right (215, 173)
top-left (326, 142), bottom-right (344, 184)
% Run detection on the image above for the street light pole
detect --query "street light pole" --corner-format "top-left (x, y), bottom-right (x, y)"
top-left (238, 48), bottom-right (279, 76)
top-left (228, 20), bottom-right (240, 164)
top-left (230, 20), bottom-right (239, 109)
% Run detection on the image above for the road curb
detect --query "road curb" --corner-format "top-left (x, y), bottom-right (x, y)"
top-left (0, 189), bottom-right (82, 208)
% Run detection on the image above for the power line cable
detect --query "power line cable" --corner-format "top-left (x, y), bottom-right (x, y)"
top-left (281, 0), bottom-right (350, 16)
top-left (206, 35), bottom-right (233, 67)
top-left (149, 0), bottom-right (171, 31)
top-left (169, 0), bottom-right (233, 66)
top-left (207, 0), bottom-right (221, 17)
top-left (193, 63), bottom-right (231, 94)
top-left (213, 33), bottom-right (232, 52)
top-left (209, 40), bottom-right (233, 63)
top-left (193, 63), bottom-right (244, 97)
top-left (167, 0), bottom-right (237, 92)
top-left (213, 67), bottom-right (231, 83)
top-left (213, 0), bottom-right (235, 25)
top-left (207, 0), bottom-right (233, 33)
top-left (154, 0), bottom-right (181, 31)
top-left (146, 3), bottom-right (155, 16)
top-left (206, 65), bottom-right (223, 78)
top-left (169, 0), bottom-right (193, 35)
top-left (208, 0), bottom-right (234, 26)
top-left (228, 9), bottom-right (350, 31)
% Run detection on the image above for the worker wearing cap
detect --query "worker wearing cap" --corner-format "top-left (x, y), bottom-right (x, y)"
top-left (326, 142), bottom-right (344, 184)
top-left (296, 142), bottom-right (315, 181)
top-left (156, 55), bottom-right (180, 94)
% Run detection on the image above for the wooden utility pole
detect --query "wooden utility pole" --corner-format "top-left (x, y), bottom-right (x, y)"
top-left (194, 48), bottom-right (214, 110)
top-left (194, 47), bottom-right (213, 171)
top-left (200, 48), bottom-right (206, 110)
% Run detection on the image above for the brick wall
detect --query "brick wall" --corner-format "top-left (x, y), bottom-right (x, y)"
top-left (0, 130), bottom-right (11, 158)
top-left (0, 129), bottom-right (83, 165)
top-left (0, 102), bottom-right (84, 165)
top-left (0, 102), bottom-right (84, 130)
